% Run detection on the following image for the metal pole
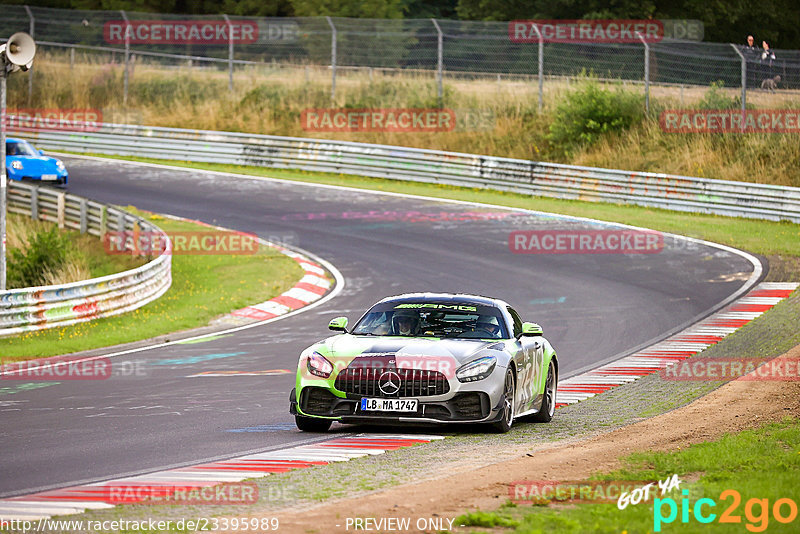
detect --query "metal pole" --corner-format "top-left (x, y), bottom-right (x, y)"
top-left (223, 14), bottom-right (234, 92)
top-left (729, 44), bottom-right (747, 113)
top-left (24, 5), bottom-right (34, 105)
top-left (1, 71), bottom-right (7, 290)
top-left (326, 16), bottom-right (336, 102)
top-left (730, 44), bottom-right (747, 131)
top-left (431, 19), bottom-right (443, 108)
top-left (529, 24), bottom-right (543, 111)
top-left (121, 10), bottom-right (130, 106)
top-left (637, 32), bottom-right (650, 113)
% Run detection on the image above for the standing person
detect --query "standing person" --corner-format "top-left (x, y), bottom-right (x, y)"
top-left (760, 41), bottom-right (776, 85)
top-left (744, 35), bottom-right (758, 56)
top-left (761, 41), bottom-right (776, 65)
top-left (743, 35), bottom-right (759, 87)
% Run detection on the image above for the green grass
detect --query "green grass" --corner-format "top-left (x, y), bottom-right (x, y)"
top-left (456, 418), bottom-right (800, 533)
top-left (78, 154), bottom-right (800, 260)
top-left (0, 208), bottom-right (304, 360)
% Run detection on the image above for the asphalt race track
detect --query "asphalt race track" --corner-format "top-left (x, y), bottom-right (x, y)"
top-left (0, 156), bottom-right (761, 497)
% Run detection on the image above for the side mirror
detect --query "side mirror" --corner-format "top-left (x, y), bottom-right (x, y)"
top-left (328, 316), bottom-right (348, 332)
top-left (39, 149), bottom-right (44, 156)
top-left (519, 322), bottom-right (543, 337)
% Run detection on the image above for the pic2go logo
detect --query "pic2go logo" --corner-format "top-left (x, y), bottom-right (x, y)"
top-left (654, 489), bottom-right (798, 532)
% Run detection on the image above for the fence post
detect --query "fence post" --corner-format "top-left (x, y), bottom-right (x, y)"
top-left (100, 205), bottom-right (107, 235)
top-left (223, 14), bottom-right (234, 92)
top-left (70, 47), bottom-right (74, 70)
top-left (120, 10), bottom-right (130, 106)
top-left (57, 192), bottom-right (65, 229)
top-left (528, 23), bottom-right (543, 111)
top-left (431, 19), bottom-right (443, 108)
top-left (637, 32), bottom-right (650, 114)
top-left (24, 5), bottom-right (34, 105)
top-left (79, 199), bottom-right (87, 233)
top-left (730, 44), bottom-right (747, 130)
top-left (326, 16), bottom-right (337, 102)
top-left (30, 185), bottom-right (38, 220)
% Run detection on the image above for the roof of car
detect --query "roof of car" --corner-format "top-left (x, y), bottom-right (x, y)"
top-left (376, 292), bottom-right (509, 309)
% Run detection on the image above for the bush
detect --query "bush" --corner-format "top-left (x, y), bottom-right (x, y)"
top-left (697, 81), bottom-right (743, 110)
top-left (548, 81), bottom-right (644, 157)
top-left (8, 227), bottom-right (72, 288)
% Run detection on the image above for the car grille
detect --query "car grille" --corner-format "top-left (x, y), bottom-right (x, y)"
top-left (335, 366), bottom-right (450, 397)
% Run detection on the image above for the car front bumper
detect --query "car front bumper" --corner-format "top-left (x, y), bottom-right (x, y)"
top-left (291, 376), bottom-right (507, 425)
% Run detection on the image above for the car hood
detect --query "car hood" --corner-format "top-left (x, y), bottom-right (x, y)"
top-left (319, 334), bottom-right (507, 370)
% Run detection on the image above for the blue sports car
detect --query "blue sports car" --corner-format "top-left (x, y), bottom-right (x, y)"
top-left (5, 138), bottom-right (68, 186)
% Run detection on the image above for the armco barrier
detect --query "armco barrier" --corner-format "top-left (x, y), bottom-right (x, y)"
top-left (12, 121), bottom-right (800, 223)
top-left (0, 181), bottom-right (172, 337)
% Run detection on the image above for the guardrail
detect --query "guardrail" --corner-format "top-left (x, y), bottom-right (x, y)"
top-left (0, 181), bottom-right (172, 337)
top-left (11, 121), bottom-right (800, 223)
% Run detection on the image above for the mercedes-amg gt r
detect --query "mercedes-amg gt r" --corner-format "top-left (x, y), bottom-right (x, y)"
top-left (289, 293), bottom-right (558, 433)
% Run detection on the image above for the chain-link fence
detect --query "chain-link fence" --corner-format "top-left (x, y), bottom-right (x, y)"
top-left (2, 4), bottom-right (799, 110)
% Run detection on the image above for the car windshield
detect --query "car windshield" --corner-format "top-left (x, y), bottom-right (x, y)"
top-left (6, 141), bottom-right (38, 157)
top-left (351, 301), bottom-right (508, 339)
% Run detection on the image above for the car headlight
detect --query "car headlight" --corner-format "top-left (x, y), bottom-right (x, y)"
top-left (306, 351), bottom-right (334, 378)
top-left (56, 160), bottom-right (65, 170)
top-left (11, 161), bottom-right (23, 170)
top-left (456, 356), bottom-right (496, 382)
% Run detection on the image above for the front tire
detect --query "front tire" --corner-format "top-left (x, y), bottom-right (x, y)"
top-left (532, 362), bottom-right (557, 423)
top-left (491, 369), bottom-right (516, 433)
top-left (295, 414), bottom-right (332, 432)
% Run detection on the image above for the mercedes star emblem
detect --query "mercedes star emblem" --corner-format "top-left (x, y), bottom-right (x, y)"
top-left (378, 370), bottom-right (401, 395)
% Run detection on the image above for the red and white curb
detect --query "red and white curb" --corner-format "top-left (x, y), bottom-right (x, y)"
top-left (154, 213), bottom-right (333, 323)
top-left (0, 434), bottom-right (442, 520)
top-left (556, 282), bottom-right (799, 407)
top-left (230, 250), bottom-right (332, 322)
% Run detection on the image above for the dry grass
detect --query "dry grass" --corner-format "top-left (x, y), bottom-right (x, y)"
top-left (8, 50), bottom-right (800, 187)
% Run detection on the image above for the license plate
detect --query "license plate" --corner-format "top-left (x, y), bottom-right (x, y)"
top-left (41, 174), bottom-right (58, 181)
top-left (360, 398), bottom-right (418, 412)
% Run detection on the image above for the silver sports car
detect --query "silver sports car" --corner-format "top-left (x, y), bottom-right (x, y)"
top-left (289, 293), bottom-right (558, 432)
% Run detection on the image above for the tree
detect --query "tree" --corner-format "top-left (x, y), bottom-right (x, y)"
top-left (290, 0), bottom-right (407, 19)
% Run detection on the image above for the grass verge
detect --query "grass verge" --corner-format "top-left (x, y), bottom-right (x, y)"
top-left (456, 417), bottom-right (800, 533)
top-left (76, 155), bottom-right (800, 266)
top-left (0, 208), bottom-right (303, 361)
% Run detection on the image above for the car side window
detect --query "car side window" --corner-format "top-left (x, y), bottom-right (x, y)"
top-left (507, 307), bottom-right (523, 338)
